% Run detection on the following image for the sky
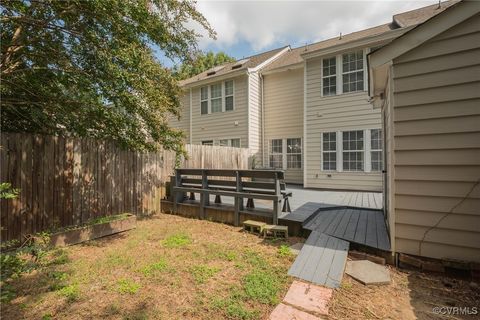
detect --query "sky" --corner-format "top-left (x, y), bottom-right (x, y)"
top-left (161, 0), bottom-right (439, 67)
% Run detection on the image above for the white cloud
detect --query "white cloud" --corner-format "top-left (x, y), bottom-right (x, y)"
top-left (193, 0), bottom-right (436, 52)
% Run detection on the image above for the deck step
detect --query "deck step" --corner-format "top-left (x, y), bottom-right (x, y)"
top-left (288, 232), bottom-right (349, 288)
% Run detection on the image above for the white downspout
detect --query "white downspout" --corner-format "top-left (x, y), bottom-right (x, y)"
top-left (189, 88), bottom-right (193, 144)
top-left (260, 73), bottom-right (265, 167)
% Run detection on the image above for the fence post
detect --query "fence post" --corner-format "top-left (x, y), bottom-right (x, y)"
top-left (173, 170), bottom-right (183, 213)
top-left (199, 170), bottom-right (208, 219)
top-left (234, 170), bottom-right (242, 226)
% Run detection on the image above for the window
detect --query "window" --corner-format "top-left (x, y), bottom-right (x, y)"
top-left (202, 140), bottom-right (213, 146)
top-left (200, 87), bottom-right (208, 115)
top-left (219, 138), bottom-right (240, 148)
top-left (269, 139), bottom-right (283, 168)
top-left (322, 57), bottom-right (337, 96)
top-left (200, 80), bottom-right (235, 115)
top-left (210, 83), bottom-right (222, 113)
top-left (371, 129), bottom-right (383, 171)
top-left (225, 80), bottom-right (234, 111)
top-left (322, 132), bottom-right (337, 170)
top-left (342, 130), bottom-right (364, 171)
top-left (287, 138), bottom-right (302, 169)
top-left (342, 50), bottom-right (364, 93)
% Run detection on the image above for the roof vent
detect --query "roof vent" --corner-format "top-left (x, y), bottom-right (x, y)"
top-left (206, 65), bottom-right (225, 76)
top-left (231, 58), bottom-right (249, 70)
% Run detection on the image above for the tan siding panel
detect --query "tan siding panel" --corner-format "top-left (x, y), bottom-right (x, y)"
top-left (395, 165), bottom-right (480, 182)
top-left (395, 195), bottom-right (480, 215)
top-left (396, 238), bottom-right (480, 262)
top-left (394, 115), bottom-right (480, 136)
top-left (394, 99), bottom-right (480, 121)
top-left (394, 65), bottom-right (480, 93)
top-left (396, 224), bottom-right (480, 249)
top-left (396, 209), bottom-right (480, 232)
top-left (395, 180), bottom-right (480, 198)
top-left (394, 149), bottom-right (480, 165)
top-left (395, 132), bottom-right (480, 150)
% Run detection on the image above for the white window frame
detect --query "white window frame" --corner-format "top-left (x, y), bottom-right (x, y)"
top-left (341, 50), bottom-right (365, 94)
top-left (218, 138), bottom-right (241, 148)
top-left (320, 49), bottom-right (367, 97)
top-left (201, 140), bottom-right (213, 146)
top-left (286, 138), bottom-right (302, 169)
top-left (320, 128), bottom-right (383, 173)
top-left (200, 80), bottom-right (235, 115)
top-left (370, 128), bottom-right (383, 172)
top-left (321, 132), bottom-right (337, 171)
top-left (269, 138), bottom-right (302, 170)
top-left (342, 130), bottom-right (365, 172)
top-left (321, 56), bottom-right (337, 97)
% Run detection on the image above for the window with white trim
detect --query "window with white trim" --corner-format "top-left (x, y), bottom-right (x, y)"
top-left (342, 50), bottom-right (364, 93)
top-left (200, 80), bottom-right (235, 115)
top-left (269, 139), bottom-right (283, 168)
top-left (219, 138), bottom-right (240, 148)
top-left (224, 80), bottom-right (234, 111)
top-left (200, 87), bottom-right (208, 115)
top-left (322, 57), bottom-right (336, 96)
top-left (210, 83), bottom-right (222, 113)
top-left (322, 132), bottom-right (337, 171)
top-left (202, 140), bottom-right (213, 146)
top-left (342, 130), bottom-right (364, 171)
top-left (370, 129), bottom-right (382, 171)
top-left (287, 138), bottom-right (302, 169)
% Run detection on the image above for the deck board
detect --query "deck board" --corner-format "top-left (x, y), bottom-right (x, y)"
top-left (288, 232), bottom-right (349, 288)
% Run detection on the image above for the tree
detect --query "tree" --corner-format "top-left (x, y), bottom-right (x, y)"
top-left (0, 0), bottom-right (215, 154)
top-left (173, 51), bottom-right (235, 80)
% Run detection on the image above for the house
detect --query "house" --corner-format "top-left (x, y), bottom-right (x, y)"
top-left (368, 0), bottom-right (480, 262)
top-left (170, 1), bottom-right (459, 192)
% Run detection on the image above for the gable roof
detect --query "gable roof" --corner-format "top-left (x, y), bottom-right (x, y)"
top-left (180, 46), bottom-right (288, 87)
top-left (262, 0), bottom-right (461, 74)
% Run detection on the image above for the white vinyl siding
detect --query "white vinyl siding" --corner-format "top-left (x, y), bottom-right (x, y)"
top-left (169, 91), bottom-right (191, 142)
top-left (388, 15), bottom-right (480, 262)
top-left (192, 75), bottom-right (248, 148)
top-left (263, 69), bottom-right (304, 184)
top-left (306, 53), bottom-right (382, 191)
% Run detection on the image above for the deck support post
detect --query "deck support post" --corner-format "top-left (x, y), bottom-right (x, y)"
top-left (199, 171), bottom-right (208, 219)
top-left (273, 173), bottom-right (281, 225)
top-left (234, 171), bottom-right (242, 226)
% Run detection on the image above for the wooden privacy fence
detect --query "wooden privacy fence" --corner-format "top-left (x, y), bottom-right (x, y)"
top-left (0, 133), bottom-right (249, 242)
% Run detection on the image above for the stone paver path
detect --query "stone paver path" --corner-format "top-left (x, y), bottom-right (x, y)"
top-left (270, 280), bottom-right (333, 320)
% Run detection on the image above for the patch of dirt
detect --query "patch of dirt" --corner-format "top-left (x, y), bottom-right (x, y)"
top-left (329, 261), bottom-right (480, 320)
top-left (2, 213), bottom-right (300, 320)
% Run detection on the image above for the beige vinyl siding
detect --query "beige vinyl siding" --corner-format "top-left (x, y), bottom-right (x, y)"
top-left (305, 55), bottom-right (382, 191)
top-left (263, 69), bottom-right (304, 184)
top-left (169, 91), bottom-right (190, 142)
top-left (248, 72), bottom-right (262, 159)
top-left (191, 75), bottom-right (249, 147)
top-left (391, 14), bottom-right (480, 262)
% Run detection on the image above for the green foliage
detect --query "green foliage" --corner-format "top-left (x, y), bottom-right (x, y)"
top-left (140, 259), bottom-right (168, 277)
top-left (42, 314), bottom-right (53, 320)
top-left (1, 0), bottom-right (215, 154)
top-left (57, 284), bottom-right (79, 302)
top-left (277, 245), bottom-right (292, 257)
top-left (243, 271), bottom-right (281, 305)
top-left (162, 233), bottom-right (191, 248)
top-left (0, 282), bottom-right (16, 303)
top-left (190, 264), bottom-right (220, 284)
top-left (88, 213), bottom-right (130, 226)
top-left (212, 297), bottom-right (259, 320)
top-left (117, 278), bottom-right (141, 295)
top-left (0, 182), bottom-right (19, 199)
top-left (173, 51), bottom-right (236, 80)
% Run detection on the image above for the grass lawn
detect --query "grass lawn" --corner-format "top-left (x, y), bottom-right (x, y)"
top-left (1, 213), bottom-right (296, 320)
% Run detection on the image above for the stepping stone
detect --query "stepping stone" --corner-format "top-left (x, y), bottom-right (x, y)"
top-left (283, 280), bottom-right (332, 315)
top-left (269, 303), bottom-right (321, 320)
top-left (289, 243), bottom-right (304, 255)
top-left (345, 260), bottom-right (391, 285)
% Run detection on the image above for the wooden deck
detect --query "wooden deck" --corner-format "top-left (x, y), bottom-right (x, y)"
top-left (288, 232), bottom-right (349, 288)
top-left (303, 208), bottom-right (390, 251)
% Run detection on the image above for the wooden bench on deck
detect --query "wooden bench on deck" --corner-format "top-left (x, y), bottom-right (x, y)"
top-left (170, 169), bottom-right (292, 226)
